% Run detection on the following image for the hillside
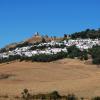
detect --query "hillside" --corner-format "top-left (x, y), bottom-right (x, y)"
top-left (26, 32), bottom-right (63, 44)
top-left (71, 28), bottom-right (100, 39)
top-left (0, 32), bottom-right (64, 52)
top-left (1, 28), bottom-right (100, 51)
top-left (0, 29), bottom-right (100, 99)
top-left (0, 28), bottom-right (100, 64)
top-left (0, 58), bottom-right (100, 98)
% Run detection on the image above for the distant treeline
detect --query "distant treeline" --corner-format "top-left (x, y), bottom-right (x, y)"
top-left (21, 89), bottom-right (78, 100)
top-left (2, 89), bottom-right (100, 100)
top-left (0, 51), bottom-right (68, 63)
top-left (70, 28), bottom-right (100, 39)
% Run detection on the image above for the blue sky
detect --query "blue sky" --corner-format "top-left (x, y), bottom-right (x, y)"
top-left (0, 0), bottom-right (100, 48)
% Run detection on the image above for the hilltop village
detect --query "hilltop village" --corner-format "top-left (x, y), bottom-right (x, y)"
top-left (0, 32), bottom-right (100, 62)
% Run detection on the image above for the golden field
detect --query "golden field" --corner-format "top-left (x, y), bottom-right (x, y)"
top-left (0, 59), bottom-right (100, 98)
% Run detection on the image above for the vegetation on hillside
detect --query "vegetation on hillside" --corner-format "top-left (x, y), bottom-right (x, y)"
top-left (1, 89), bottom-right (100, 100)
top-left (21, 89), bottom-right (77, 100)
top-left (89, 45), bottom-right (100, 64)
top-left (71, 28), bottom-right (100, 39)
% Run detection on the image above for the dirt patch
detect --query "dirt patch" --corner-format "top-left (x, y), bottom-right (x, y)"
top-left (0, 74), bottom-right (13, 80)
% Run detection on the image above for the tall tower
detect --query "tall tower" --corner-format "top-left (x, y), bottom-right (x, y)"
top-left (34, 32), bottom-right (40, 36)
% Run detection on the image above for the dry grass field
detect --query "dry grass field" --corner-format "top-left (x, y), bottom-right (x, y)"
top-left (0, 59), bottom-right (100, 98)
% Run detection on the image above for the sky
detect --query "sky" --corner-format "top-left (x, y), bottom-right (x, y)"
top-left (0, 0), bottom-right (100, 48)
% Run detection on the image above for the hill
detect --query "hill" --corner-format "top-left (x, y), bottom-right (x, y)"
top-left (2, 28), bottom-right (100, 51)
top-left (0, 28), bottom-right (100, 64)
top-left (71, 28), bottom-right (100, 39)
top-left (0, 32), bottom-right (64, 52)
top-left (0, 29), bottom-right (100, 99)
top-left (26, 32), bottom-right (63, 44)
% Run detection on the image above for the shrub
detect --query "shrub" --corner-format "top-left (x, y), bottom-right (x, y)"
top-left (67, 45), bottom-right (81, 58)
top-left (91, 46), bottom-right (100, 64)
top-left (66, 94), bottom-right (77, 100)
top-left (49, 91), bottom-right (61, 99)
top-left (92, 96), bottom-right (100, 100)
top-left (21, 89), bottom-right (31, 100)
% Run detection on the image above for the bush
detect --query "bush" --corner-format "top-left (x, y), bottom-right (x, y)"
top-left (49, 91), bottom-right (61, 99)
top-left (66, 94), bottom-right (77, 100)
top-left (92, 96), bottom-right (100, 100)
top-left (21, 89), bottom-right (31, 100)
top-left (93, 58), bottom-right (100, 65)
top-left (91, 46), bottom-right (100, 64)
top-left (31, 52), bottom-right (68, 62)
top-left (21, 89), bottom-right (78, 100)
top-left (67, 45), bottom-right (81, 58)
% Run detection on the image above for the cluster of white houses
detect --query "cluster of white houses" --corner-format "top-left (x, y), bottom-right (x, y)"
top-left (0, 39), bottom-right (100, 59)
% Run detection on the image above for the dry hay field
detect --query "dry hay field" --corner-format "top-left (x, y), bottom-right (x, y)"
top-left (0, 59), bottom-right (100, 98)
